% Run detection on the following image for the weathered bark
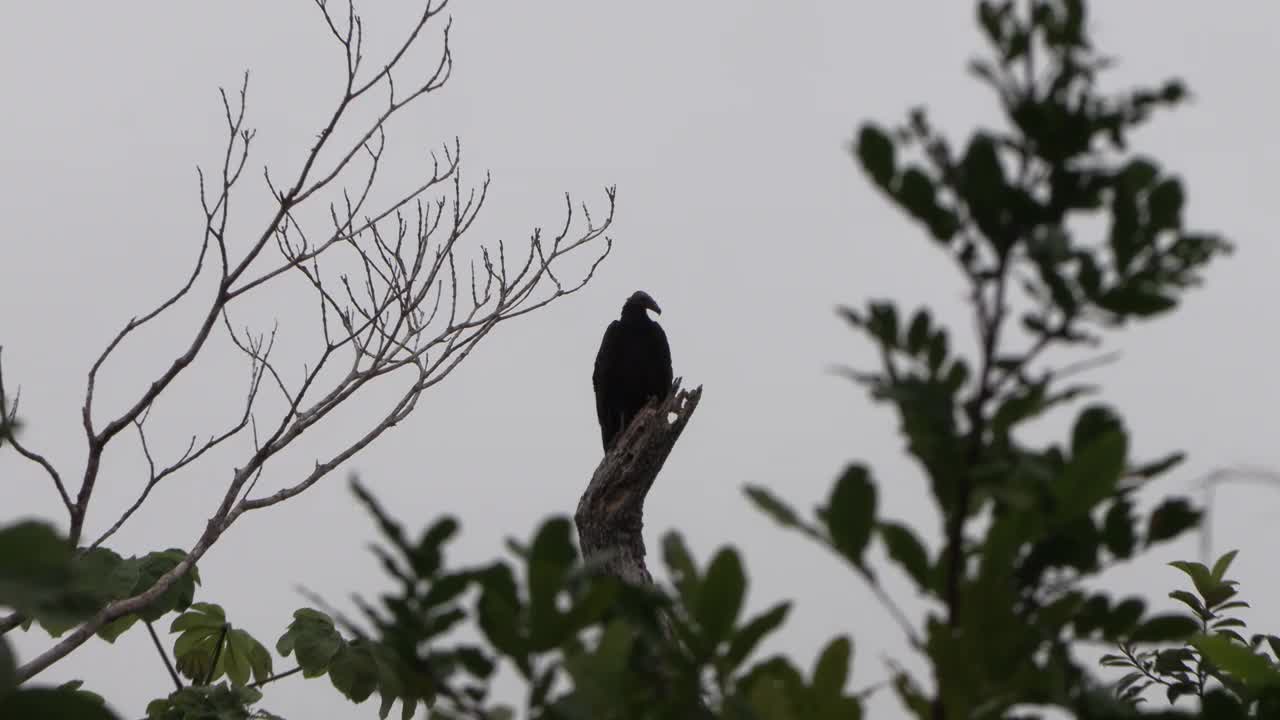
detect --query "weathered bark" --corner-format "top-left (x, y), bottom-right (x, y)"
top-left (574, 378), bottom-right (712, 715)
top-left (575, 379), bottom-right (702, 583)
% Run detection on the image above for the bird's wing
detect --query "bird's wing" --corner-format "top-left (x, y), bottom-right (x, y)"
top-left (593, 321), bottom-right (623, 441)
top-left (653, 321), bottom-right (674, 393)
top-left (593, 321), bottom-right (622, 391)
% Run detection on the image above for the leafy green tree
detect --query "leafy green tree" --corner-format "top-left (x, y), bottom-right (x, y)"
top-left (749, 0), bottom-right (1231, 717)
top-left (1, 1), bottom-right (1249, 719)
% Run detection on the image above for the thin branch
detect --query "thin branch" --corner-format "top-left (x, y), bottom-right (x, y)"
top-left (0, 348), bottom-right (73, 514)
top-left (146, 620), bottom-right (184, 691)
top-left (248, 665), bottom-right (303, 689)
top-left (16, 0), bottom-right (616, 682)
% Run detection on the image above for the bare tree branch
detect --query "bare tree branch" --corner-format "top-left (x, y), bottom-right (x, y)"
top-left (0, 347), bottom-right (73, 514)
top-left (13, 0), bottom-right (615, 682)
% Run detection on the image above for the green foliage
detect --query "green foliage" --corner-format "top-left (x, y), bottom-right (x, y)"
top-left (0, 521), bottom-right (98, 627)
top-left (338, 479), bottom-right (862, 720)
top-left (145, 683), bottom-right (282, 720)
top-left (0, 523), bottom-right (203, 641)
top-left (0, 3), bottom-right (1245, 720)
top-left (1103, 551), bottom-right (1280, 715)
top-left (0, 685), bottom-right (120, 720)
top-left (171, 603), bottom-right (272, 686)
top-left (82, 547), bottom-right (202, 642)
top-left (758, 0), bottom-right (1230, 717)
top-left (275, 607), bottom-right (413, 717)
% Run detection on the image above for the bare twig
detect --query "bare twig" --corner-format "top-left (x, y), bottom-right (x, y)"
top-left (14, 0), bottom-right (615, 683)
top-left (248, 665), bottom-right (303, 689)
top-left (0, 347), bottom-right (73, 514)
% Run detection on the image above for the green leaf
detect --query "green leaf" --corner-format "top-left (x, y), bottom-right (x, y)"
top-left (962, 134), bottom-right (1006, 197)
top-left (412, 516), bottom-right (459, 579)
top-left (855, 124), bottom-right (895, 188)
top-left (696, 548), bottom-right (746, 648)
top-left (1147, 499), bottom-right (1200, 546)
top-left (811, 636), bottom-right (852, 701)
top-left (476, 564), bottom-right (526, 662)
top-left (895, 169), bottom-right (943, 232)
top-left (1130, 614), bottom-right (1199, 643)
top-left (1104, 597), bottom-right (1146, 638)
top-left (421, 571), bottom-right (473, 610)
top-left (905, 310), bottom-right (931, 356)
top-left (36, 548), bottom-right (145, 638)
top-left (867, 302), bottom-right (899, 349)
top-left (1168, 590), bottom-right (1205, 617)
top-left (1101, 498), bottom-right (1137, 559)
top-left (329, 640), bottom-right (380, 703)
top-left (131, 549), bottom-right (200, 623)
top-left (1192, 634), bottom-right (1280, 689)
top-left (1147, 178), bottom-right (1185, 231)
top-left (823, 465), bottom-right (876, 570)
top-left (0, 687), bottom-right (120, 720)
top-left (1097, 285), bottom-right (1178, 317)
top-left (1119, 157), bottom-right (1159, 192)
top-left (1069, 406), bottom-right (1122, 457)
top-left (170, 602), bottom-right (226, 632)
top-left (527, 517), bottom-right (576, 650)
top-left (662, 532), bottom-right (700, 606)
top-left (221, 629), bottom-right (252, 687)
top-left (878, 522), bottom-right (930, 592)
top-left (277, 608), bottom-right (343, 676)
top-left (97, 614), bottom-right (140, 643)
top-left (146, 682), bottom-right (264, 720)
top-left (1168, 559), bottom-right (1227, 607)
top-left (1055, 416), bottom-right (1127, 519)
top-left (745, 486), bottom-right (801, 529)
top-left (722, 602), bottom-right (791, 671)
top-left (1212, 550), bottom-right (1239, 583)
top-left (0, 521), bottom-right (95, 627)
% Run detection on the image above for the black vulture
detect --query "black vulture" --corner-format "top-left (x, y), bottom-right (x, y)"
top-left (592, 290), bottom-right (673, 451)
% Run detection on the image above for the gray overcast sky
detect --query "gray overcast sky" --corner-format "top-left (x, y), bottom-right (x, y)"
top-left (2, 2), bottom-right (1278, 718)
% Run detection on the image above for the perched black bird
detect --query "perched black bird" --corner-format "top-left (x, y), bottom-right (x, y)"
top-left (592, 290), bottom-right (673, 451)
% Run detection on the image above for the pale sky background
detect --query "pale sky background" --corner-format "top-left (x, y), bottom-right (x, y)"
top-left (2, 2), bottom-right (1278, 718)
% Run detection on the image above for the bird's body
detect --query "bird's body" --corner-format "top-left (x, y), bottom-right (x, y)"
top-left (592, 291), bottom-right (673, 450)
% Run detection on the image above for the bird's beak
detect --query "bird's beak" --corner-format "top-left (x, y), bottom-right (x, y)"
top-left (648, 299), bottom-right (662, 315)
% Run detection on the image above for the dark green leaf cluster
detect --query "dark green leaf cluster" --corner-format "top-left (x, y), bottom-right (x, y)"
top-left (751, 0), bottom-right (1231, 717)
top-left (1102, 551), bottom-right (1280, 717)
top-left (145, 683), bottom-right (281, 720)
top-left (0, 521), bottom-right (201, 642)
top-left (275, 607), bottom-right (414, 719)
top-left (340, 479), bottom-right (865, 720)
top-left (0, 522), bottom-right (123, 718)
top-left (0, 521), bottom-right (101, 628)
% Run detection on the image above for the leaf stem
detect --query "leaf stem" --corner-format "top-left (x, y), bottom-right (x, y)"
top-left (145, 620), bottom-right (183, 691)
top-left (204, 623), bottom-right (229, 686)
top-left (248, 665), bottom-right (303, 688)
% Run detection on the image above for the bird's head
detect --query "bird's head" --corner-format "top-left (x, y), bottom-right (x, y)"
top-left (622, 290), bottom-right (662, 318)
